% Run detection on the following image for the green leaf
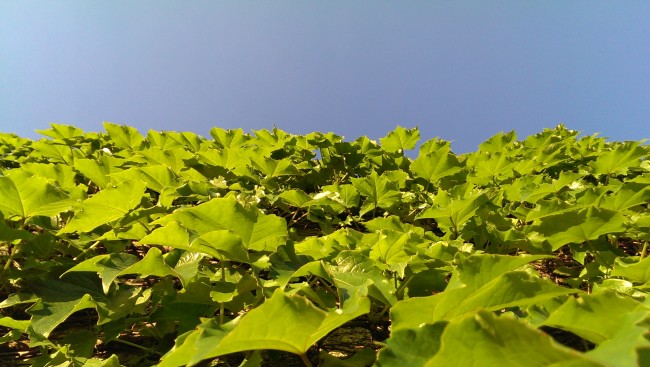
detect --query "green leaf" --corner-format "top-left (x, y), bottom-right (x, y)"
top-left (58, 181), bottom-right (147, 234)
top-left (518, 172), bottom-right (582, 204)
top-left (210, 127), bottom-right (249, 148)
top-left (158, 318), bottom-right (238, 367)
top-left (274, 260), bottom-right (334, 289)
top-left (478, 130), bottom-right (518, 153)
top-left (590, 141), bottom-right (647, 176)
top-left (379, 126), bottom-right (420, 152)
top-left (20, 162), bottom-right (79, 191)
top-left (329, 252), bottom-right (398, 307)
top-left (0, 218), bottom-right (33, 241)
top-left (195, 147), bottom-right (253, 177)
top-left (151, 197), bottom-right (287, 252)
top-left (139, 222), bottom-right (250, 262)
top-left (36, 123), bottom-right (84, 140)
top-left (165, 131), bottom-right (204, 152)
top-left (251, 157), bottom-right (300, 178)
top-left (322, 183), bottom-right (360, 209)
top-left (375, 322), bottom-right (447, 367)
top-left (74, 155), bottom-right (125, 189)
top-left (64, 253), bottom-right (139, 293)
top-left (390, 254), bottom-right (572, 329)
top-left (277, 189), bottom-right (312, 207)
top-left (103, 121), bottom-right (144, 150)
top-left (364, 216), bottom-right (425, 237)
top-left (161, 290), bottom-right (370, 365)
top-left (218, 290), bottom-right (369, 355)
top-left (117, 247), bottom-right (177, 278)
top-left (31, 140), bottom-right (76, 164)
top-left (585, 309), bottom-right (650, 367)
top-left (27, 294), bottom-right (96, 338)
top-left (469, 151), bottom-right (518, 183)
top-left (294, 229), bottom-right (361, 260)
top-left (532, 206), bottom-right (627, 250)
top-left (0, 170), bottom-right (74, 219)
top-left (80, 355), bottom-right (122, 367)
top-left (540, 290), bottom-right (647, 344)
top-left (369, 230), bottom-right (413, 277)
top-left (253, 127), bottom-right (293, 150)
top-left (599, 182), bottom-right (650, 211)
top-left (351, 171), bottom-right (401, 216)
top-left (425, 310), bottom-right (601, 366)
top-left (139, 220), bottom-right (192, 247)
top-left (147, 130), bottom-right (185, 150)
top-left (0, 316), bottom-right (30, 332)
top-left (191, 230), bottom-right (251, 263)
top-left (611, 256), bottom-right (650, 284)
top-left (410, 148), bottom-right (463, 184)
top-left (114, 165), bottom-right (179, 194)
top-left (135, 146), bottom-right (194, 172)
top-left (417, 190), bottom-right (489, 234)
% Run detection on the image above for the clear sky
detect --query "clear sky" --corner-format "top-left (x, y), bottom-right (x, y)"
top-left (1, 1), bottom-right (648, 153)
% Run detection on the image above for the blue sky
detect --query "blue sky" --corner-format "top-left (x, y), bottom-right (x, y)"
top-left (1, 1), bottom-right (648, 153)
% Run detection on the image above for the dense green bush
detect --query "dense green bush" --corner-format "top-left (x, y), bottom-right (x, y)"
top-left (0, 123), bottom-right (648, 366)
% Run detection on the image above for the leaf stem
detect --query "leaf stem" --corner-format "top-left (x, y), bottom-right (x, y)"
top-left (395, 276), bottom-right (413, 300)
top-left (299, 353), bottom-right (313, 367)
top-left (449, 216), bottom-right (458, 240)
top-left (1, 244), bottom-right (19, 283)
top-left (73, 241), bottom-right (100, 261)
top-left (3, 246), bottom-right (16, 272)
top-left (111, 338), bottom-right (161, 355)
top-left (640, 228), bottom-right (650, 260)
top-left (220, 261), bottom-right (227, 324)
top-left (585, 240), bottom-right (611, 275)
top-left (136, 218), bottom-right (152, 233)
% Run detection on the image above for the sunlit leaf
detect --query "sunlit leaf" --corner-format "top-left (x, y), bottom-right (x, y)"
top-left (160, 290), bottom-right (369, 366)
top-left (390, 254), bottom-right (571, 329)
top-left (380, 126), bottom-right (420, 152)
top-left (59, 180), bottom-right (147, 234)
top-left (210, 127), bottom-right (249, 148)
top-left (590, 141), bottom-right (646, 176)
top-left (426, 310), bottom-right (600, 366)
top-left (375, 322), bottom-right (446, 367)
top-left (532, 206), bottom-right (626, 250)
top-left (0, 170), bottom-right (74, 219)
top-left (147, 197), bottom-right (287, 253)
top-left (351, 171), bottom-right (401, 216)
top-left (411, 148), bottom-right (463, 184)
top-left (103, 121), bottom-right (145, 150)
top-left (540, 290), bottom-right (647, 344)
